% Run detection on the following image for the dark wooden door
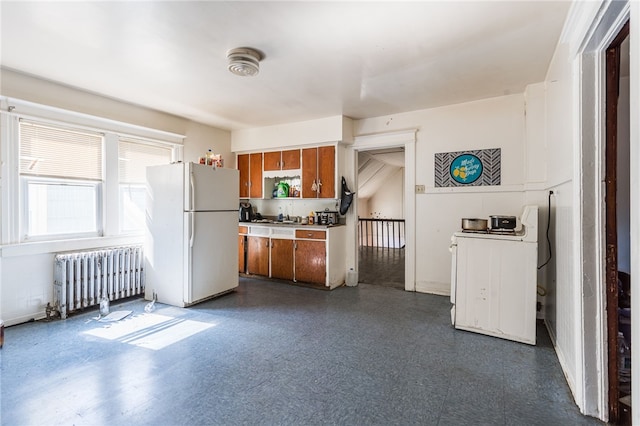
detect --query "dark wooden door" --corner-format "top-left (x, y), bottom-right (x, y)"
top-left (237, 154), bottom-right (249, 198)
top-left (249, 153), bottom-right (263, 198)
top-left (271, 238), bottom-right (294, 280)
top-left (605, 21), bottom-right (630, 425)
top-left (317, 145), bottom-right (335, 198)
top-left (294, 240), bottom-right (326, 285)
top-left (247, 236), bottom-right (269, 276)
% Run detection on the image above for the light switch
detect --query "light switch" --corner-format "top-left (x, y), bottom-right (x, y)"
top-left (415, 185), bottom-right (425, 194)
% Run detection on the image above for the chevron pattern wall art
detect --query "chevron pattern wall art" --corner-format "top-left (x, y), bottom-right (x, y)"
top-left (434, 148), bottom-right (501, 187)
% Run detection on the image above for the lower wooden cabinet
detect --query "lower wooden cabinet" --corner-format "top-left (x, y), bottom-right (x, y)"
top-left (294, 240), bottom-right (326, 285)
top-left (238, 235), bottom-right (246, 273)
top-left (270, 238), bottom-right (294, 280)
top-left (247, 236), bottom-right (269, 276)
top-left (242, 225), bottom-right (345, 289)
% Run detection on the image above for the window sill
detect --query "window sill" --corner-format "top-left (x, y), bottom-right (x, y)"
top-left (0, 234), bottom-right (144, 258)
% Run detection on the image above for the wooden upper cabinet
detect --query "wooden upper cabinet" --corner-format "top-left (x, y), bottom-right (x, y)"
top-left (238, 153), bottom-right (262, 198)
top-left (281, 149), bottom-right (301, 170)
top-left (301, 148), bottom-right (318, 198)
top-left (249, 153), bottom-right (263, 198)
top-left (317, 146), bottom-right (335, 199)
top-left (301, 146), bottom-right (335, 198)
top-left (264, 149), bottom-right (301, 171)
top-left (263, 151), bottom-right (281, 171)
top-left (237, 154), bottom-right (250, 198)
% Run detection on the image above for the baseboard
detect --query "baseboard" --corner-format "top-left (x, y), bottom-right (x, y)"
top-left (415, 280), bottom-right (450, 296)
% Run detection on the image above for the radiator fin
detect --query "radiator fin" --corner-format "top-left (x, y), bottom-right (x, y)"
top-left (54, 246), bottom-right (144, 319)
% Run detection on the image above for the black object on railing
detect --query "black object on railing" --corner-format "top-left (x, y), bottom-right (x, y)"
top-left (358, 218), bottom-right (405, 248)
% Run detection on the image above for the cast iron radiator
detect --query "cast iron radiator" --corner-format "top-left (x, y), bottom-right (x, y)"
top-left (54, 245), bottom-right (144, 319)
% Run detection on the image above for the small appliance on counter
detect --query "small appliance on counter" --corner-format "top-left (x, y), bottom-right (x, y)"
top-left (490, 215), bottom-right (517, 231)
top-left (315, 210), bottom-right (339, 225)
top-left (239, 202), bottom-right (253, 222)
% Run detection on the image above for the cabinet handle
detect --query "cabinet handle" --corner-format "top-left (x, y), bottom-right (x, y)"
top-left (266, 240), bottom-right (269, 247)
top-left (277, 160), bottom-right (280, 168)
top-left (317, 179), bottom-right (322, 194)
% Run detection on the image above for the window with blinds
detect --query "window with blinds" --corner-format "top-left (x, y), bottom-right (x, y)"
top-left (118, 138), bottom-right (172, 184)
top-left (19, 120), bottom-right (104, 239)
top-left (19, 121), bottom-right (103, 180)
top-left (118, 138), bottom-right (172, 232)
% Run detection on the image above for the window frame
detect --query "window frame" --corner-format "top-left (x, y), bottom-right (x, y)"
top-left (20, 175), bottom-right (104, 242)
top-left (0, 96), bottom-right (184, 246)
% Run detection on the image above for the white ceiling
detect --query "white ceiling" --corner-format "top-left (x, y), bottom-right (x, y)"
top-left (0, 1), bottom-right (571, 131)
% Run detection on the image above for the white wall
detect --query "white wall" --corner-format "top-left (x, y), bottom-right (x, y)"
top-left (354, 94), bottom-right (532, 295)
top-left (537, 37), bottom-right (580, 397)
top-left (366, 167), bottom-right (404, 219)
top-left (0, 70), bottom-right (232, 326)
top-left (231, 116), bottom-right (348, 152)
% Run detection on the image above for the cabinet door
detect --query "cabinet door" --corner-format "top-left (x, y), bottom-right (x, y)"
top-left (263, 151), bottom-right (281, 171)
top-left (238, 235), bottom-right (246, 273)
top-left (317, 145), bottom-right (335, 198)
top-left (301, 147), bottom-right (318, 198)
top-left (238, 154), bottom-right (250, 198)
top-left (281, 149), bottom-right (301, 170)
top-left (271, 239), bottom-right (294, 280)
top-left (247, 236), bottom-right (269, 276)
top-left (295, 240), bottom-right (326, 285)
top-left (249, 153), bottom-right (263, 198)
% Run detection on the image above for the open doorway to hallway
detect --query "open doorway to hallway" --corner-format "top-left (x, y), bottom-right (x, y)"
top-left (356, 148), bottom-right (405, 290)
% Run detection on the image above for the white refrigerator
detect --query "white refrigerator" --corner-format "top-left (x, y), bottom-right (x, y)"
top-left (145, 162), bottom-right (239, 307)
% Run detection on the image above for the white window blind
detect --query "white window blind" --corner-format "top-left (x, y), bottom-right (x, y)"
top-left (19, 120), bottom-right (103, 180)
top-left (119, 138), bottom-right (172, 184)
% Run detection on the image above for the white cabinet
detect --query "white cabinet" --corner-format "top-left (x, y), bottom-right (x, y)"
top-left (451, 235), bottom-right (537, 344)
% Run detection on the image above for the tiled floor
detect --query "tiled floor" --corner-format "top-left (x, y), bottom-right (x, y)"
top-left (359, 246), bottom-right (405, 290)
top-left (1, 277), bottom-right (602, 425)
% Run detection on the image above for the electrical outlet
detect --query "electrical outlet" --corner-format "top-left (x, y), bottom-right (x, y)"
top-left (415, 185), bottom-right (425, 194)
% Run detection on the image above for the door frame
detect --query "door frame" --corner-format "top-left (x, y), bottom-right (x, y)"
top-left (347, 129), bottom-right (417, 291)
top-left (575, 0), bottom-right (631, 419)
top-left (604, 21), bottom-right (629, 423)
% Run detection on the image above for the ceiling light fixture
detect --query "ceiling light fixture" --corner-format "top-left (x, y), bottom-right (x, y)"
top-left (227, 47), bottom-right (263, 77)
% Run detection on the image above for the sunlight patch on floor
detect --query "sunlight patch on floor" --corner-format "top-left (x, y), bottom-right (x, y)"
top-left (84, 313), bottom-right (214, 350)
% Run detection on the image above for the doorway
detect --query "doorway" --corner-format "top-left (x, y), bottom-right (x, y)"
top-left (348, 129), bottom-right (417, 292)
top-left (605, 21), bottom-right (631, 425)
top-left (356, 148), bottom-right (405, 290)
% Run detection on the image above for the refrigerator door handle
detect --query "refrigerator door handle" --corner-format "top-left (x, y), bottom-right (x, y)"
top-left (189, 171), bottom-right (195, 211)
top-left (189, 212), bottom-right (195, 248)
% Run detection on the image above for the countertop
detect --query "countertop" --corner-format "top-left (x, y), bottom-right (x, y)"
top-left (239, 220), bottom-right (343, 229)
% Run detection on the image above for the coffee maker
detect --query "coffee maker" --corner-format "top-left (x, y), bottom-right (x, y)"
top-left (239, 202), bottom-right (253, 222)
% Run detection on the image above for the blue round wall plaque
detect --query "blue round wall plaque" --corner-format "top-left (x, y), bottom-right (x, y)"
top-left (450, 154), bottom-right (483, 184)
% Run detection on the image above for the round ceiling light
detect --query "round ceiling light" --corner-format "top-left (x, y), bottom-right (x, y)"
top-left (227, 47), bottom-right (263, 77)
